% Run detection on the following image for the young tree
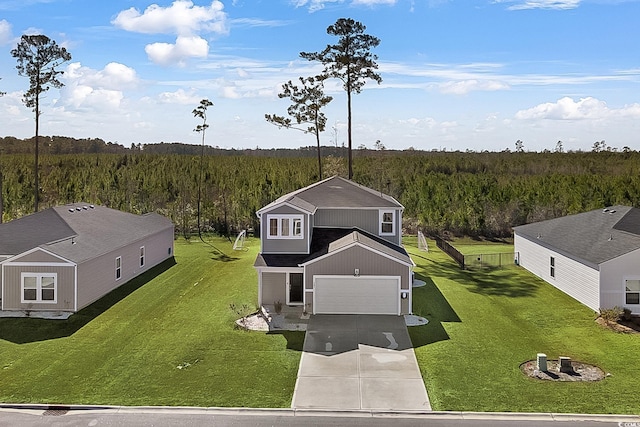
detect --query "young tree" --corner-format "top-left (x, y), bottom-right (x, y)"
top-left (265, 75), bottom-right (332, 180)
top-left (301, 18), bottom-right (381, 180)
top-left (192, 99), bottom-right (214, 238)
top-left (11, 35), bottom-right (71, 212)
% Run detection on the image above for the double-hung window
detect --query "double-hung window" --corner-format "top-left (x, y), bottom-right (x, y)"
top-left (625, 279), bottom-right (640, 305)
top-left (115, 256), bottom-right (122, 280)
top-left (266, 215), bottom-right (304, 239)
top-left (379, 210), bottom-right (395, 235)
top-left (21, 273), bottom-right (57, 303)
top-left (140, 246), bottom-right (145, 268)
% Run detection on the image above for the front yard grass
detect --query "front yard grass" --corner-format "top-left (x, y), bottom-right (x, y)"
top-left (0, 237), bottom-right (303, 407)
top-left (407, 239), bottom-right (640, 414)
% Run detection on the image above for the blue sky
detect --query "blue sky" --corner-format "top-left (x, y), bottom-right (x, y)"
top-left (0, 0), bottom-right (639, 152)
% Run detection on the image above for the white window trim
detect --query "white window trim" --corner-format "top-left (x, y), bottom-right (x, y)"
top-left (115, 256), bottom-right (122, 281)
top-left (624, 277), bottom-right (640, 305)
top-left (140, 246), bottom-right (145, 268)
top-left (266, 214), bottom-right (304, 239)
top-left (379, 210), bottom-right (396, 236)
top-left (21, 272), bottom-right (58, 304)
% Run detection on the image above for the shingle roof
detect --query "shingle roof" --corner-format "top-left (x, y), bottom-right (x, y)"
top-left (0, 208), bottom-right (75, 256)
top-left (0, 203), bottom-right (173, 263)
top-left (513, 205), bottom-right (640, 267)
top-left (257, 176), bottom-right (402, 215)
top-left (254, 227), bottom-right (411, 268)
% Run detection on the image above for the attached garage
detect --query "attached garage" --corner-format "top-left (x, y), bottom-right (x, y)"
top-left (313, 275), bottom-right (401, 315)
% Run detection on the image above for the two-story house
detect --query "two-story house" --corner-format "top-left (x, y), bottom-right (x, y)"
top-left (254, 176), bottom-right (414, 316)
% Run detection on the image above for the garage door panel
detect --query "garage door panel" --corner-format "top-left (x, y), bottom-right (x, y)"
top-left (314, 276), bottom-right (400, 315)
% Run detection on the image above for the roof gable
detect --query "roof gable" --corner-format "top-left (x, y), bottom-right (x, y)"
top-left (514, 205), bottom-right (640, 265)
top-left (0, 208), bottom-right (75, 256)
top-left (257, 176), bottom-right (402, 216)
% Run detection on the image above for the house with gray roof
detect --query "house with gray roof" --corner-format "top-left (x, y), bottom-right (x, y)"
top-left (513, 206), bottom-right (640, 314)
top-left (254, 176), bottom-right (414, 316)
top-left (0, 203), bottom-right (174, 314)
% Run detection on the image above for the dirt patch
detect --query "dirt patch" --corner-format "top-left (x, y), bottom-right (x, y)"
top-left (596, 317), bottom-right (640, 334)
top-left (520, 360), bottom-right (606, 382)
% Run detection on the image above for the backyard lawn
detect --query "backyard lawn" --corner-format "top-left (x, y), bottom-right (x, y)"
top-left (406, 237), bottom-right (640, 414)
top-left (0, 237), bottom-right (303, 407)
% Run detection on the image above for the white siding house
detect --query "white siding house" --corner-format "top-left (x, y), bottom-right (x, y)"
top-left (514, 206), bottom-right (640, 314)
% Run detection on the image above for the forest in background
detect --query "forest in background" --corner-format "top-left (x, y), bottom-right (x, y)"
top-left (2, 144), bottom-right (640, 238)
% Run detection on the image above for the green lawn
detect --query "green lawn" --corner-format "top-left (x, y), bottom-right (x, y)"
top-left (0, 237), bottom-right (303, 407)
top-left (3, 236), bottom-right (640, 413)
top-left (407, 239), bottom-right (640, 414)
top-left (449, 237), bottom-right (514, 255)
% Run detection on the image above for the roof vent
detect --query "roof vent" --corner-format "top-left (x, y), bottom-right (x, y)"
top-left (82, 206), bottom-right (88, 210)
top-left (536, 233), bottom-right (542, 239)
top-left (90, 205), bottom-right (95, 209)
top-left (68, 208), bottom-right (74, 213)
top-left (608, 234), bottom-right (613, 241)
top-left (603, 208), bottom-right (610, 213)
top-left (75, 207), bottom-right (81, 211)
top-left (609, 210), bottom-right (616, 214)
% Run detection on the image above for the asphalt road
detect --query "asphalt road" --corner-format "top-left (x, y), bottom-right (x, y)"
top-left (0, 407), bottom-right (638, 427)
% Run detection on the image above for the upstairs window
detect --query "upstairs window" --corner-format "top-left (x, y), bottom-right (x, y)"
top-left (266, 215), bottom-right (304, 239)
top-left (626, 279), bottom-right (640, 305)
top-left (379, 210), bottom-right (395, 235)
top-left (21, 273), bottom-right (57, 303)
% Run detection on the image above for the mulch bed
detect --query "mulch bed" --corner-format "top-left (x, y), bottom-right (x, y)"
top-left (596, 317), bottom-right (640, 334)
top-left (520, 360), bottom-right (607, 382)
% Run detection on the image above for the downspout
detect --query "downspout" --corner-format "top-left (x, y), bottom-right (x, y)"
top-left (74, 264), bottom-right (78, 312)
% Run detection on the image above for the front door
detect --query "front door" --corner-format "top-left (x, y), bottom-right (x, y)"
top-left (288, 273), bottom-right (304, 305)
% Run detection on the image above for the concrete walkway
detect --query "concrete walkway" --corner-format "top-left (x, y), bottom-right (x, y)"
top-left (291, 314), bottom-right (431, 411)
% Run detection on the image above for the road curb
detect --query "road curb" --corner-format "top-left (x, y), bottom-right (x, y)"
top-left (1, 403), bottom-right (639, 422)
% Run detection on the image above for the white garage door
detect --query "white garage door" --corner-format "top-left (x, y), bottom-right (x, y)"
top-left (313, 276), bottom-right (400, 315)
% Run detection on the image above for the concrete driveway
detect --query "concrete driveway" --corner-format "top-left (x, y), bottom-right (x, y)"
top-left (291, 314), bottom-right (431, 411)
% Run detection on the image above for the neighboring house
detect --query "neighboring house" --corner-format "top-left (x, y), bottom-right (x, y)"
top-left (0, 203), bottom-right (174, 314)
top-left (254, 176), bottom-right (414, 316)
top-left (514, 205), bottom-right (640, 314)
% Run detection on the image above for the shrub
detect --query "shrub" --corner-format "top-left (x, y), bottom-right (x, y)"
top-left (622, 308), bottom-right (633, 322)
top-left (274, 300), bottom-right (283, 314)
top-left (599, 306), bottom-right (623, 322)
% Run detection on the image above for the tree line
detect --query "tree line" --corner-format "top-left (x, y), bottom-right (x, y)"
top-left (2, 150), bottom-right (640, 238)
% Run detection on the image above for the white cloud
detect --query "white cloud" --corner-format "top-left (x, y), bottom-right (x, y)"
top-left (352, 0), bottom-right (397, 5)
top-left (59, 62), bottom-right (139, 111)
top-left (0, 19), bottom-right (12, 45)
top-left (65, 62), bottom-right (139, 90)
top-left (515, 96), bottom-right (640, 120)
top-left (292, 0), bottom-right (397, 12)
top-left (439, 79), bottom-right (510, 94)
top-left (157, 88), bottom-right (202, 105)
top-left (145, 35), bottom-right (209, 66)
top-left (494, 0), bottom-right (581, 10)
top-left (112, 0), bottom-right (228, 36)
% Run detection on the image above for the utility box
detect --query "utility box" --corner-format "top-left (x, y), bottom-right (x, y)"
top-left (536, 353), bottom-right (547, 371)
top-left (559, 356), bottom-right (572, 373)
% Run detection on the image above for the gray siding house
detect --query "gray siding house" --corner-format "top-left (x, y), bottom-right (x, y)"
top-left (514, 206), bottom-right (640, 314)
top-left (0, 203), bottom-right (174, 314)
top-left (254, 176), bottom-right (414, 315)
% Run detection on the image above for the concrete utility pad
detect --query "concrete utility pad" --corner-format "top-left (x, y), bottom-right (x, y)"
top-left (291, 314), bottom-right (431, 411)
